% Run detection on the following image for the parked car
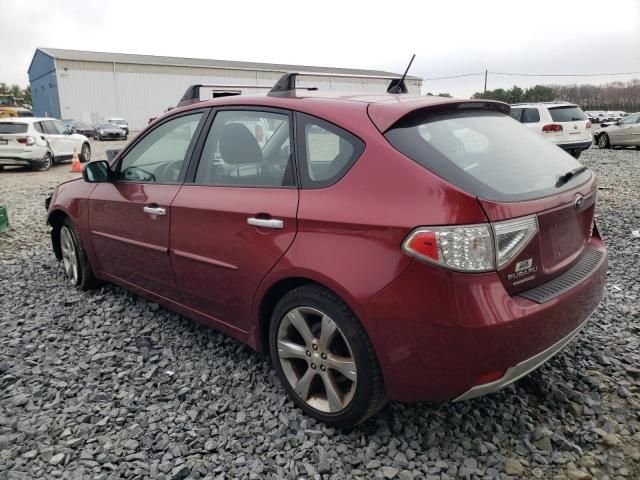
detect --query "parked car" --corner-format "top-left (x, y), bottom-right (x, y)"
top-left (107, 117), bottom-right (129, 135)
top-left (595, 112), bottom-right (640, 149)
top-left (0, 95), bottom-right (33, 119)
top-left (46, 77), bottom-right (607, 426)
top-left (69, 120), bottom-right (96, 138)
top-left (0, 117), bottom-right (90, 170)
top-left (94, 123), bottom-right (128, 141)
top-left (509, 103), bottom-right (592, 158)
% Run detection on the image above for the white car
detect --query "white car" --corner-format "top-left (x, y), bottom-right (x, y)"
top-left (595, 112), bottom-right (640, 149)
top-left (509, 103), bottom-right (592, 158)
top-left (0, 117), bottom-right (91, 171)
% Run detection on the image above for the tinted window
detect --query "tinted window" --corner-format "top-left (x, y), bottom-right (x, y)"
top-left (43, 120), bottom-right (67, 135)
top-left (509, 108), bottom-right (523, 122)
top-left (0, 123), bottom-right (28, 134)
top-left (297, 113), bottom-right (364, 188)
top-left (195, 110), bottom-right (294, 187)
top-left (522, 108), bottom-right (540, 123)
top-left (384, 109), bottom-right (589, 202)
top-left (548, 106), bottom-right (587, 122)
top-left (33, 122), bottom-right (44, 134)
top-left (117, 113), bottom-right (203, 183)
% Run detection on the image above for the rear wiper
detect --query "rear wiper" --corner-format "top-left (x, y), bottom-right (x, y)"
top-left (556, 166), bottom-right (588, 187)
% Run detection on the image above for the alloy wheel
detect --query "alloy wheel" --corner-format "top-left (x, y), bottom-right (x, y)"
top-left (598, 134), bottom-right (609, 149)
top-left (60, 226), bottom-right (79, 285)
top-left (276, 306), bottom-right (357, 413)
top-left (81, 144), bottom-right (91, 162)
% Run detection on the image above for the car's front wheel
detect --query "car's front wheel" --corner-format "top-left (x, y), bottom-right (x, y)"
top-left (80, 143), bottom-right (91, 162)
top-left (59, 219), bottom-right (98, 290)
top-left (597, 133), bottom-right (610, 149)
top-left (269, 284), bottom-right (386, 427)
top-left (570, 150), bottom-right (582, 159)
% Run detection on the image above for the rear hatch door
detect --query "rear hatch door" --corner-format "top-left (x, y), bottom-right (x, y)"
top-left (0, 122), bottom-right (29, 155)
top-left (547, 105), bottom-right (591, 144)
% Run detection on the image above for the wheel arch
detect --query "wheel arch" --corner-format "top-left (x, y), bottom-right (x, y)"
top-left (48, 209), bottom-right (69, 260)
top-left (255, 276), bottom-right (355, 353)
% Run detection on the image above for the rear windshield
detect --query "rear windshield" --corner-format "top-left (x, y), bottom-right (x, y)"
top-left (384, 109), bottom-right (589, 202)
top-left (548, 106), bottom-right (587, 122)
top-left (0, 123), bottom-right (28, 134)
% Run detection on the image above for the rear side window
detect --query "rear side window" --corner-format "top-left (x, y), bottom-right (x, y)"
top-left (297, 113), bottom-right (364, 188)
top-left (548, 106), bottom-right (587, 122)
top-left (33, 122), bottom-right (44, 134)
top-left (0, 123), bottom-right (27, 134)
top-left (384, 109), bottom-right (588, 202)
top-left (509, 108), bottom-right (522, 122)
top-left (522, 108), bottom-right (540, 123)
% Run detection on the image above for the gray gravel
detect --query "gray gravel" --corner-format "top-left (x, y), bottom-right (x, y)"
top-left (1, 145), bottom-right (639, 480)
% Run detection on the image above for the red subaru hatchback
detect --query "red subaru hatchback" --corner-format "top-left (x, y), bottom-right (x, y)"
top-left (46, 74), bottom-right (607, 426)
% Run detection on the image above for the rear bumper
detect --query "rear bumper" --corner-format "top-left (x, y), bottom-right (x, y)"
top-left (0, 157), bottom-right (31, 166)
top-left (557, 140), bottom-right (593, 151)
top-left (357, 233), bottom-right (607, 403)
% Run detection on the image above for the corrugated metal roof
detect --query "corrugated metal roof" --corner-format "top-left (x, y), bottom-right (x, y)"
top-left (36, 48), bottom-right (421, 81)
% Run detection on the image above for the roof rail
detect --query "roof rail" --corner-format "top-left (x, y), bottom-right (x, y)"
top-left (177, 84), bottom-right (272, 107)
top-left (268, 71), bottom-right (411, 96)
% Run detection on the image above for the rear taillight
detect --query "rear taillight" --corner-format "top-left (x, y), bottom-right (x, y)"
top-left (16, 136), bottom-right (36, 146)
top-left (542, 124), bottom-right (563, 133)
top-left (492, 215), bottom-right (538, 267)
top-left (586, 121), bottom-right (592, 129)
top-left (402, 215), bottom-right (538, 272)
top-left (402, 224), bottom-right (495, 272)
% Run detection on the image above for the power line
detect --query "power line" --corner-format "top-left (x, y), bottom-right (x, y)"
top-left (489, 71), bottom-right (640, 77)
top-left (422, 72), bottom-right (483, 81)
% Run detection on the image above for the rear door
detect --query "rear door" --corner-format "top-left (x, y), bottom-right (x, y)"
top-left (609, 113), bottom-right (640, 145)
top-left (88, 111), bottom-right (206, 300)
top-left (547, 105), bottom-right (591, 144)
top-left (170, 108), bottom-right (298, 331)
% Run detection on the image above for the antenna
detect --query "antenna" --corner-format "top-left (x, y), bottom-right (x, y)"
top-left (387, 54), bottom-right (416, 94)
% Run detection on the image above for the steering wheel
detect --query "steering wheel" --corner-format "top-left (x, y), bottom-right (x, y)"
top-left (122, 166), bottom-right (156, 182)
top-left (157, 161), bottom-right (183, 183)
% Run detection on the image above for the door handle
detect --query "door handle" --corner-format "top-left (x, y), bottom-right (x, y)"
top-left (247, 217), bottom-right (284, 229)
top-left (143, 206), bottom-right (166, 216)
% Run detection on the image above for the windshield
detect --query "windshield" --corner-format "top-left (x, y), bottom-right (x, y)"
top-left (0, 97), bottom-right (16, 107)
top-left (99, 123), bottom-right (119, 129)
top-left (0, 122), bottom-right (28, 134)
top-left (548, 106), bottom-right (587, 122)
top-left (109, 119), bottom-right (126, 125)
top-left (73, 122), bottom-right (91, 128)
top-left (384, 109), bottom-right (589, 202)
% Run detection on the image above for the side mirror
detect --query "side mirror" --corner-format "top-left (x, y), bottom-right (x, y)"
top-left (83, 160), bottom-right (111, 183)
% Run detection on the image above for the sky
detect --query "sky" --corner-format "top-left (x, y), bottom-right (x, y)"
top-left (2, 0), bottom-right (640, 98)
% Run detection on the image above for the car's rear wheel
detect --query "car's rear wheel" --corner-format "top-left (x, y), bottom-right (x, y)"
top-left (597, 133), bottom-right (610, 149)
top-left (269, 284), bottom-right (386, 427)
top-left (59, 219), bottom-right (98, 290)
top-left (36, 152), bottom-right (53, 171)
top-left (80, 143), bottom-right (91, 162)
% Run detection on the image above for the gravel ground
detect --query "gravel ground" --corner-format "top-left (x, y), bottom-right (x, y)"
top-left (0, 145), bottom-right (639, 480)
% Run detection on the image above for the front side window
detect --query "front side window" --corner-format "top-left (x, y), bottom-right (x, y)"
top-left (297, 113), bottom-right (364, 188)
top-left (117, 113), bottom-right (203, 183)
top-left (385, 109), bottom-right (588, 202)
top-left (195, 110), bottom-right (294, 187)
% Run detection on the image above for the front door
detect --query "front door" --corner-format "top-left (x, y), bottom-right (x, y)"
top-left (42, 119), bottom-right (74, 159)
top-left (88, 111), bottom-right (206, 300)
top-left (170, 109), bottom-right (298, 331)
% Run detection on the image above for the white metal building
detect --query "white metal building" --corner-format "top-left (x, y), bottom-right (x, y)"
top-left (28, 48), bottom-right (422, 130)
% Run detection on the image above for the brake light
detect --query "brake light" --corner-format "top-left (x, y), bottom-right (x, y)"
top-left (586, 121), bottom-right (592, 129)
top-left (542, 124), bottom-right (563, 132)
top-left (402, 225), bottom-right (494, 272)
top-left (402, 215), bottom-right (538, 272)
top-left (16, 136), bottom-right (36, 146)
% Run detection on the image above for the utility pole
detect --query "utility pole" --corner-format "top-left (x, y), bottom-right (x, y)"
top-left (484, 69), bottom-right (488, 94)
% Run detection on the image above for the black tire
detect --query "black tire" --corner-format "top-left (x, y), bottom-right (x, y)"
top-left (59, 218), bottom-right (99, 291)
top-left (36, 152), bottom-right (53, 171)
top-left (80, 143), bottom-right (91, 163)
top-left (571, 150), bottom-right (582, 159)
top-left (269, 284), bottom-right (386, 427)
top-left (597, 133), bottom-right (610, 149)
top-left (123, 135), bottom-right (128, 141)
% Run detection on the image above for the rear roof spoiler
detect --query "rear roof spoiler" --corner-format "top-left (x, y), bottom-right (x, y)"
top-left (268, 71), bottom-right (411, 96)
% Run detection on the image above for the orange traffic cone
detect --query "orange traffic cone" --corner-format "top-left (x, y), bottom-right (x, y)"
top-left (71, 148), bottom-right (82, 172)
